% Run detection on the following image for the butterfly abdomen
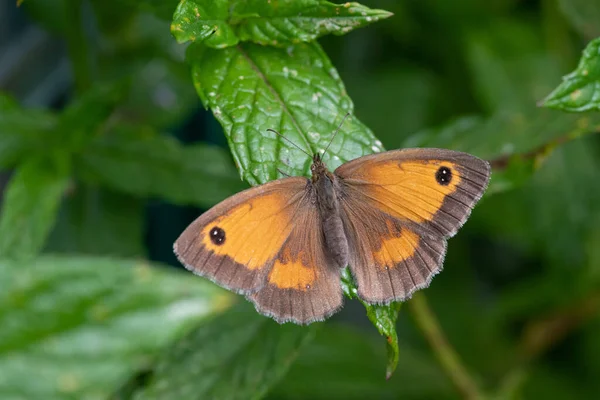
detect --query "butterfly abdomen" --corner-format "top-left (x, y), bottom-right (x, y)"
top-left (314, 171), bottom-right (349, 269)
top-left (322, 213), bottom-right (349, 269)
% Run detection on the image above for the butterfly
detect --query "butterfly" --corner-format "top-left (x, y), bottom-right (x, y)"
top-left (174, 129), bottom-right (490, 324)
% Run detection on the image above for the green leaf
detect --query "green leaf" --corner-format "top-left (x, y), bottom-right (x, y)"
top-left (132, 303), bottom-right (317, 400)
top-left (75, 126), bottom-right (246, 207)
top-left (80, 10), bottom-right (200, 130)
top-left (0, 98), bottom-right (57, 169)
top-left (171, 0), bottom-right (239, 47)
top-left (56, 82), bottom-right (126, 150)
top-left (0, 83), bottom-right (122, 172)
top-left (172, 0), bottom-right (392, 47)
top-left (268, 324), bottom-right (453, 400)
top-left (341, 268), bottom-right (401, 379)
top-left (99, 46), bottom-right (199, 130)
top-left (557, 0), bottom-right (600, 39)
top-left (367, 301), bottom-right (402, 380)
top-left (542, 37), bottom-right (600, 112)
top-left (537, 138), bottom-right (600, 274)
top-left (188, 41), bottom-right (383, 185)
top-left (586, 213), bottom-right (600, 282)
top-left (232, 0), bottom-right (392, 46)
top-left (0, 93), bottom-right (18, 110)
top-left (0, 255), bottom-right (230, 400)
top-left (45, 187), bottom-right (146, 257)
top-left (0, 160), bottom-right (69, 262)
top-left (465, 21), bottom-right (562, 113)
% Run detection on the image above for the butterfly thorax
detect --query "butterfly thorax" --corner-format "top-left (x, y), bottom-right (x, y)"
top-left (310, 153), bottom-right (328, 182)
top-left (311, 154), bottom-right (349, 269)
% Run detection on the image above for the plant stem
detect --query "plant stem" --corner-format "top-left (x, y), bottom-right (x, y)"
top-left (64, 0), bottom-right (92, 94)
top-left (409, 293), bottom-right (484, 400)
top-left (490, 127), bottom-right (600, 170)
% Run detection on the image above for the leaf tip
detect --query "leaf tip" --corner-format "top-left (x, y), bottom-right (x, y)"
top-left (379, 10), bottom-right (394, 19)
top-left (385, 370), bottom-right (393, 380)
top-left (538, 90), bottom-right (565, 110)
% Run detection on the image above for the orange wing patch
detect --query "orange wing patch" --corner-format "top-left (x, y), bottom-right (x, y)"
top-left (268, 249), bottom-right (316, 290)
top-left (354, 160), bottom-right (462, 223)
top-left (373, 222), bottom-right (420, 270)
top-left (199, 192), bottom-right (295, 270)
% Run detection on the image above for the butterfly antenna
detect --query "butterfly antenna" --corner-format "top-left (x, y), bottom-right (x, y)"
top-left (266, 128), bottom-right (312, 158)
top-left (323, 112), bottom-right (351, 157)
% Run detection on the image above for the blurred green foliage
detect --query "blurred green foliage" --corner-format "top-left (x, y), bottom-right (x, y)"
top-left (1, 0), bottom-right (600, 399)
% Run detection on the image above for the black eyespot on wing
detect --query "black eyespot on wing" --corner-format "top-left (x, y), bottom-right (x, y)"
top-left (435, 166), bottom-right (452, 186)
top-left (209, 226), bottom-right (226, 245)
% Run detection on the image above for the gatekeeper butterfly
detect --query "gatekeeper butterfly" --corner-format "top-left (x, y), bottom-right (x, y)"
top-left (174, 122), bottom-right (490, 324)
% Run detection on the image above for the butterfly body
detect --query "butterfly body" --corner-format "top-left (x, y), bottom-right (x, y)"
top-left (175, 148), bottom-right (491, 324)
top-left (311, 154), bottom-right (349, 269)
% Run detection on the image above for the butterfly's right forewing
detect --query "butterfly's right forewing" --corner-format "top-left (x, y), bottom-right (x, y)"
top-left (335, 148), bottom-right (491, 303)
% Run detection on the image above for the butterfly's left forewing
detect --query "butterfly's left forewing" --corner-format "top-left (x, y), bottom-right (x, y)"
top-left (175, 176), bottom-right (343, 324)
top-left (335, 148), bottom-right (490, 303)
top-left (174, 178), bottom-right (309, 294)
